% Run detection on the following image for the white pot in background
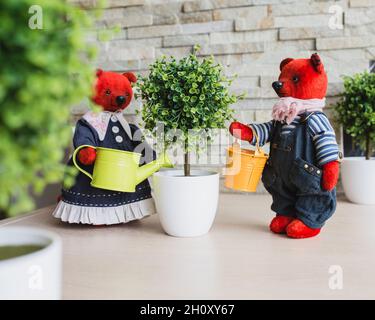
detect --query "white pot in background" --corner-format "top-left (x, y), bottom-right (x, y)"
top-left (0, 227), bottom-right (62, 300)
top-left (153, 170), bottom-right (219, 237)
top-left (341, 157), bottom-right (375, 205)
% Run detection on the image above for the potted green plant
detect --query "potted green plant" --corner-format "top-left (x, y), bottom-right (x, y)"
top-left (334, 71), bottom-right (375, 205)
top-left (137, 47), bottom-right (240, 237)
top-left (0, 0), bottom-right (96, 298)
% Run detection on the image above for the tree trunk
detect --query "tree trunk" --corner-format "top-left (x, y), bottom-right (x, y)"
top-left (184, 151), bottom-right (190, 176)
top-left (184, 139), bottom-right (190, 176)
top-left (365, 133), bottom-right (372, 160)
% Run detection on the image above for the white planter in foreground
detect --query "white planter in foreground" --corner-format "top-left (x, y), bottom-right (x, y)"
top-left (0, 227), bottom-right (62, 300)
top-left (341, 157), bottom-right (375, 205)
top-left (153, 170), bottom-right (220, 237)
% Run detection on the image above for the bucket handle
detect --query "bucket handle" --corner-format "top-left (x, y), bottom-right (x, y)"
top-left (252, 129), bottom-right (264, 156)
top-left (232, 127), bottom-right (265, 156)
top-left (72, 145), bottom-right (96, 180)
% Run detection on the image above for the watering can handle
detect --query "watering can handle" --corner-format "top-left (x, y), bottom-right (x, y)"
top-left (72, 145), bottom-right (96, 180)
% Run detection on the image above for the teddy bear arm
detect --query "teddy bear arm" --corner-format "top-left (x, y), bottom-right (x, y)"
top-left (229, 122), bottom-right (253, 142)
top-left (73, 120), bottom-right (98, 166)
top-left (321, 161), bottom-right (340, 191)
top-left (306, 114), bottom-right (340, 191)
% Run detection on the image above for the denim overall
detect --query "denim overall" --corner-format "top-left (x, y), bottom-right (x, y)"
top-left (261, 112), bottom-right (336, 229)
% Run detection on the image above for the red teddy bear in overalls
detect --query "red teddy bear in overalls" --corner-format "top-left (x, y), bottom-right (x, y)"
top-left (230, 54), bottom-right (340, 239)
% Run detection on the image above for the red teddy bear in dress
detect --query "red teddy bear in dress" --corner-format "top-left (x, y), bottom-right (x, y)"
top-left (230, 54), bottom-right (340, 239)
top-left (53, 69), bottom-right (157, 225)
top-left (78, 70), bottom-right (137, 165)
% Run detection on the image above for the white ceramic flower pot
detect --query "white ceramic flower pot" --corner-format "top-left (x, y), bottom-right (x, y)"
top-left (0, 227), bottom-right (62, 300)
top-left (341, 157), bottom-right (375, 205)
top-left (153, 170), bottom-right (219, 237)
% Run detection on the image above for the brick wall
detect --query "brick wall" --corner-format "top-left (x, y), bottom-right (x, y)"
top-left (71, 0), bottom-right (375, 192)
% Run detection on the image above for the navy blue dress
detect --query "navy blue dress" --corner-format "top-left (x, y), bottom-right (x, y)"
top-left (53, 112), bottom-right (156, 225)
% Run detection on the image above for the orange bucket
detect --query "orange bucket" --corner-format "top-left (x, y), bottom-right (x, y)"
top-left (224, 133), bottom-right (269, 192)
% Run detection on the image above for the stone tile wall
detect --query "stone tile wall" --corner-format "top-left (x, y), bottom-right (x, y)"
top-left (71, 0), bottom-right (375, 192)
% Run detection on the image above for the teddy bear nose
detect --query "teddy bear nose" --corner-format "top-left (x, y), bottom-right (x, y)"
top-left (116, 95), bottom-right (126, 106)
top-left (272, 81), bottom-right (283, 91)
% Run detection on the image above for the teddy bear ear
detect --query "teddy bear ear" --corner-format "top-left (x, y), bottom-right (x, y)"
top-left (280, 58), bottom-right (294, 71)
top-left (310, 53), bottom-right (324, 73)
top-left (96, 69), bottom-right (103, 77)
top-left (122, 72), bottom-right (137, 83)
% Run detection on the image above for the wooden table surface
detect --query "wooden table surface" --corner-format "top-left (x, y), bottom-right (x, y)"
top-left (1, 194), bottom-right (375, 300)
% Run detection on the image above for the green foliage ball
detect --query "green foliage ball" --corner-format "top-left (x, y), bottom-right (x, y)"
top-left (136, 48), bottom-right (241, 152)
top-left (335, 71), bottom-right (375, 158)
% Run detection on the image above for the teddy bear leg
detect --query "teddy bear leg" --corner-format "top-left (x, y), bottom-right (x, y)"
top-left (286, 219), bottom-right (321, 239)
top-left (264, 179), bottom-right (297, 234)
top-left (288, 190), bottom-right (336, 239)
top-left (269, 215), bottom-right (294, 234)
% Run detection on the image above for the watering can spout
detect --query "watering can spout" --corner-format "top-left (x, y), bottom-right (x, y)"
top-left (136, 151), bottom-right (173, 185)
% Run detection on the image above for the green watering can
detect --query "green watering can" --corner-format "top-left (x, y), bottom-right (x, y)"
top-left (72, 145), bottom-right (173, 193)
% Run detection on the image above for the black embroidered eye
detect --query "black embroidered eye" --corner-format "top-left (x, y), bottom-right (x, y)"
top-left (105, 89), bottom-right (111, 95)
top-left (292, 75), bottom-right (299, 83)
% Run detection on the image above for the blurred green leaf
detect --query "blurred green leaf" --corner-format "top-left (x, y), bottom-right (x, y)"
top-left (0, 0), bottom-right (99, 216)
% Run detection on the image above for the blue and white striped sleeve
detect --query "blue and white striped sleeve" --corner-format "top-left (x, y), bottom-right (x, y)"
top-left (308, 114), bottom-right (339, 166)
top-left (249, 121), bottom-right (273, 146)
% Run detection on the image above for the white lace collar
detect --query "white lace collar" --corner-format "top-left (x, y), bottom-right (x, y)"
top-left (82, 111), bottom-right (132, 141)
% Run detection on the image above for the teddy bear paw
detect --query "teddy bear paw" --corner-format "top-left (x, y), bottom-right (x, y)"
top-left (229, 122), bottom-right (253, 142)
top-left (269, 215), bottom-right (294, 234)
top-left (286, 219), bottom-right (321, 239)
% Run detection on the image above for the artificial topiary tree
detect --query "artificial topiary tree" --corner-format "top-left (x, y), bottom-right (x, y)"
top-left (0, 0), bottom-right (97, 216)
top-left (335, 71), bottom-right (375, 160)
top-left (137, 47), bottom-right (241, 176)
